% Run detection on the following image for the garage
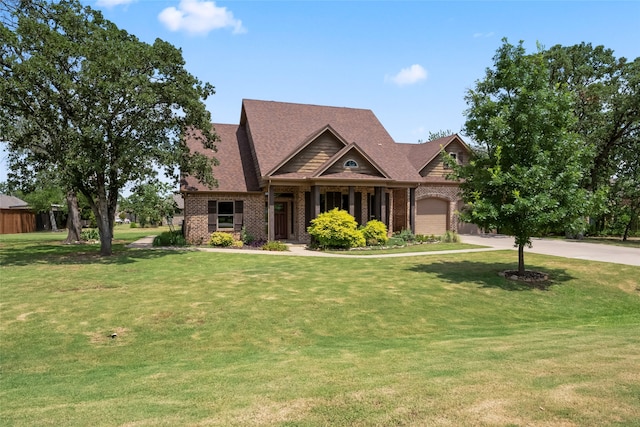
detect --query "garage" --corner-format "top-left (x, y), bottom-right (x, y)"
top-left (415, 198), bottom-right (449, 235)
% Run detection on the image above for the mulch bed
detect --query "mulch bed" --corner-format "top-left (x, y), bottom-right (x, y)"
top-left (498, 270), bottom-right (549, 289)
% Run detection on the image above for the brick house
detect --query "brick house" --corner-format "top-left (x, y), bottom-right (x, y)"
top-left (180, 99), bottom-right (476, 244)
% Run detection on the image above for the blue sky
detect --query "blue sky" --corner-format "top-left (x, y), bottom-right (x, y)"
top-left (2, 0), bottom-right (639, 184)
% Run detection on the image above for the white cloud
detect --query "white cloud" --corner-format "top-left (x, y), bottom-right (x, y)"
top-left (386, 64), bottom-right (428, 87)
top-left (96, 0), bottom-right (134, 7)
top-left (473, 32), bottom-right (495, 38)
top-left (158, 0), bottom-right (246, 36)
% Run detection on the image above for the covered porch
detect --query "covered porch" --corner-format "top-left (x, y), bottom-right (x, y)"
top-left (265, 181), bottom-right (417, 243)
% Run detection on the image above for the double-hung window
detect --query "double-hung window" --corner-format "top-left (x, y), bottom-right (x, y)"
top-left (217, 201), bottom-right (234, 229)
top-left (208, 200), bottom-right (244, 232)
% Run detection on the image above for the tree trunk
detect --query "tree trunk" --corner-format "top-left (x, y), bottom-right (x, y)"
top-left (86, 185), bottom-right (114, 256)
top-left (622, 218), bottom-right (631, 242)
top-left (96, 198), bottom-right (113, 256)
top-left (64, 190), bottom-right (82, 244)
top-left (518, 243), bottom-right (525, 275)
top-left (49, 209), bottom-right (58, 231)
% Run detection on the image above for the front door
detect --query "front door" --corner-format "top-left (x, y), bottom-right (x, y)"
top-left (274, 202), bottom-right (288, 240)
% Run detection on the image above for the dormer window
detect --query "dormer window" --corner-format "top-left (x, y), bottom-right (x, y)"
top-left (344, 159), bottom-right (358, 168)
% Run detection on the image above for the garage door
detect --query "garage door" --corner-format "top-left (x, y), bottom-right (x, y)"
top-left (416, 198), bottom-right (448, 235)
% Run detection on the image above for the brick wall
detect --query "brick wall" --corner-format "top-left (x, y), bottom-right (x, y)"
top-left (183, 192), bottom-right (266, 244)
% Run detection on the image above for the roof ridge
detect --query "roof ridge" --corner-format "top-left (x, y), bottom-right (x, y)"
top-left (242, 98), bottom-right (373, 113)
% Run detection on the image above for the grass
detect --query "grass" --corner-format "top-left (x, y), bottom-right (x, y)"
top-left (1, 230), bottom-right (639, 426)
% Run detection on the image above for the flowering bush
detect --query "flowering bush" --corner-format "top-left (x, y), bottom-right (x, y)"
top-left (360, 220), bottom-right (388, 246)
top-left (262, 241), bottom-right (288, 251)
top-left (307, 208), bottom-right (365, 249)
top-left (209, 232), bottom-right (235, 247)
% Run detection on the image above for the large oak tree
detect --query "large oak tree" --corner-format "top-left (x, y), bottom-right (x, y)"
top-left (1, 0), bottom-right (217, 255)
top-left (451, 40), bottom-right (589, 275)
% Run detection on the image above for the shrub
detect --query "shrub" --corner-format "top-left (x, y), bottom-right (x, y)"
top-left (442, 230), bottom-right (461, 243)
top-left (153, 231), bottom-right (187, 247)
top-left (80, 228), bottom-right (100, 242)
top-left (386, 236), bottom-right (405, 247)
top-left (307, 208), bottom-right (365, 249)
top-left (232, 240), bottom-right (245, 248)
top-left (415, 234), bottom-right (440, 243)
top-left (361, 220), bottom-right (388, 246)
top-left (240, 226), bottom-right (254, 245)
top-left (262, 241), bottom-right (289, 251)
top-left (395, 228), bottom-right (416, 243)
top-left (209, 232), bottom-right (235, 247)
top-left (129, 222), bottom-right (138, 228)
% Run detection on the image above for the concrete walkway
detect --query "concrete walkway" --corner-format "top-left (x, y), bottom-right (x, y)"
top-left (127, 234), bottom-right (640, 266)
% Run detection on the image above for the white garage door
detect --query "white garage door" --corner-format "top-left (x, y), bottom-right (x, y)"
top-left (416, 198), bottom-right (448, 235)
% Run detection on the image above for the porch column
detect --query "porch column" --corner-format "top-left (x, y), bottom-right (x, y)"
top-left (449, 199), bottom-right (457, 232)
top-left (311, 185), bottom-right (320, 218)
top-left (409, 188), bottom-right (416, 234)
top-left (381, 188), bottom-right (387, 226)
top-left (348, 186), bottom-right (355, 217)
top-left (268, 185), bottom-right (275, 241)
top-left (375, 186), bottom-right (387, 225)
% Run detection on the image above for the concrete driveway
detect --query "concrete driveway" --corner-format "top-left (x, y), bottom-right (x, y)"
top-left (460, 234), bottom-right (640, 267)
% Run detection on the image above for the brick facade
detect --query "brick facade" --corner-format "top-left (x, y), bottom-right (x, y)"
top-left (183, 192), bottom-right (265, 245)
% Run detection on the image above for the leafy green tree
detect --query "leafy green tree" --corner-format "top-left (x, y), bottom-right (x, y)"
top-left (120, 181), bottom-right (177, 227)
top-left (1, 0), bottom-right (217, 255)
top-left (453, 39), bottom-right (589, 276)
top-left (607, 131), bottom-right (640, 240)
top-left (6, 147), bottom-right (85, 241)
top-left (544, 43), bottom-right (640, 192)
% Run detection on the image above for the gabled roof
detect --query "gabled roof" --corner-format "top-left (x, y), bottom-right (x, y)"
top-left (241, 99), bottom-right (422, 183)
top-left (397, 133), bottom-right (471, 173)
top-left (313, 142), bottom-right (389, 178)
top-left (267, 124), bottom-right (349, 176)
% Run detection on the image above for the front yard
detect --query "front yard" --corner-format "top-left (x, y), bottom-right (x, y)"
top-left (1, 230), bottom-right (639, 426)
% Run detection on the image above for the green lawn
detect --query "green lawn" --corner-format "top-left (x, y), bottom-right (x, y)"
top-left (1, 230), bottom-right (639, 426)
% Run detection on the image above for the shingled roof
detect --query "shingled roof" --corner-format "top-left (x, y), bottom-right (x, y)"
top-left (181, 123), bottom-right (260, 192)
top-left (182, 99), bottom-right (454, 193)
top-left (241, 99), bottom-right (422, 183)
top-left (396, 134), bottom-right (468, 172)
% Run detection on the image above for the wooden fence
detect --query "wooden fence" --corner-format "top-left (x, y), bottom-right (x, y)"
top-left (0, 209), bottom-right (36, 234)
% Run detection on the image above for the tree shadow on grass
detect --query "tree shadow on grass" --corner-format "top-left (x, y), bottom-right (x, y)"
top-left (407, 260), bottom-right (575, 291)
top-left (0, 242), bottom-right (192, 266)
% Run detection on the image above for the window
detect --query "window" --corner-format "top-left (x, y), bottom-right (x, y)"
top-left (218, 201), bottom-right (234, 229)
top-left (208, 200), bottom-right (244, 232)
top-left (344, 159), bottom-right (358, 168)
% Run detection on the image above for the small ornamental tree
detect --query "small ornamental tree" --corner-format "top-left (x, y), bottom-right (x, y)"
top-left (450, 39), bottom-right (589, 276)
top-left (307, 208), bottom-right (365, 249)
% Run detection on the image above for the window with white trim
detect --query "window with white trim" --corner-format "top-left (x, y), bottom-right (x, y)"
top-left (344, 159), bottom-right (358, 168)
